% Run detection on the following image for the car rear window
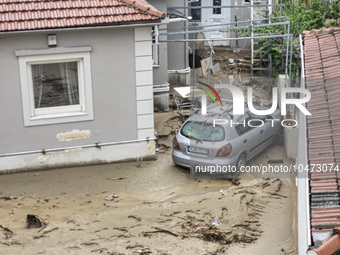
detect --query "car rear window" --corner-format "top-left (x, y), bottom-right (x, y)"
top-left (180, 121), bottom-right (225, 141)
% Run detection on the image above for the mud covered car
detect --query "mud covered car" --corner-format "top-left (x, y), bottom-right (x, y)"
top-left (172, 102), bottom-right (281, 175)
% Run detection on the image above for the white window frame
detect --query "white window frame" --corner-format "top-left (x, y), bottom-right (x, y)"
top-left (16, 47), bottom-right (94, 126)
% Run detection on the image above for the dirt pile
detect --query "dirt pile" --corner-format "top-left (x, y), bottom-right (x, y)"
top-left (154, 111), bottom-right (184, 151)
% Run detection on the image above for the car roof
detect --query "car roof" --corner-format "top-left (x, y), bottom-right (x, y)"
top-left (187, 99), bottom-right (280, 124)
top-left (189, 100), bottom-right (248, 123)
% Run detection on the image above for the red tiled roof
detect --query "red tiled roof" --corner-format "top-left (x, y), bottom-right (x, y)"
top-left (308, 234), bottom-right (340, 255)
top-left (303, 28), bottom-right (340, 248)
top-left (0, 0), bottom-right (164, 32)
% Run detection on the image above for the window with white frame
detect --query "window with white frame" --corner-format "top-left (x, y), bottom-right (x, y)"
top-left (16, 47), bottom-right (94, 126)
top-left (213, 0), bottom-right (222, 15)
top-left (189, 0), bottom-right (201, 22)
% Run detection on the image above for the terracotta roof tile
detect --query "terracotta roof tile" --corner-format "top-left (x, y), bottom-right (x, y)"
top-left (0, 0), bottom-right (164, 32)
top-left (304, 28), bottom-right (340, 249)
top-left (303, 27), bottom-right (340, 37)
top-left (308, 234), bottom-right (340, 255)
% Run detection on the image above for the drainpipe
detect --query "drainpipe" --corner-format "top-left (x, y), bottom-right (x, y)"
top-left (153, 83), bottom-right (170, 93)
top-left (168, 17), bottom-right (192, 23)
top-left (154, 25), bottom-right (159, 65)
top-left (167, 67), bottom-right (191, 74)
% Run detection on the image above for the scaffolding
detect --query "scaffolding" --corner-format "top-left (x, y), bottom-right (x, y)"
top-left (163, 3), bottom-right (293, 109)
top-left (164, 2), bottom-right (292, 78)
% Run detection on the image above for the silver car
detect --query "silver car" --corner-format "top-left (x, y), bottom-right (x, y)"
top-left (172, 102), bottom-right (281, 175)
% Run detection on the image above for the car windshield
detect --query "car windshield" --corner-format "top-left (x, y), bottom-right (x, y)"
top-left (180, 121), bottom-right (225, 141)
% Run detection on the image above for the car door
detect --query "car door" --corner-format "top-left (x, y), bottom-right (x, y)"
top-left (234, 112), bottom-right (261, 160)
top-left (247, 112), bottom-right (277, 154)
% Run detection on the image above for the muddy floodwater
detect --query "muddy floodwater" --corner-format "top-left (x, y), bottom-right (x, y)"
top-left (0, 147), bottom-right (297, 254)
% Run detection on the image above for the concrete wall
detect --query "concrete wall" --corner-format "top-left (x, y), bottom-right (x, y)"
top-left (0, 26), bottom-right (155, 172)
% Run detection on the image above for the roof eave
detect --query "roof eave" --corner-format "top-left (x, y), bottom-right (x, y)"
top-left (0, 19), bottom-right (164, 35)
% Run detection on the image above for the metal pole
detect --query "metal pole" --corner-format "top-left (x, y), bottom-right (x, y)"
top-left (285, 23), bottom-right (290, 79)
top-left (160, 16), bottom-right (287, 31)
top-left (282, 23), bottom-right (286, 72)
top-left (192, 26), bottom-right (196, 108)
top-left (159, 34), bottom-right (293, 43)
top-left (235, 15), bottom-right (238, 48)
top-left (0, 138), bottom-right (156, 158)
top-left (168, 4), bottom-right (285, 10)
top-left (208, 40), bottom-right (214, 85)
top-left (285, 37), bottom-right (289, 80)
top-left (160, 22), bottom-right (290, 36)
top-left (289, 36), bottom-right (293, 78)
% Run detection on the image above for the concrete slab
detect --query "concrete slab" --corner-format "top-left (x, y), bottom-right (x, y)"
top-left (200, 57), bottom-right (211, 77)
top-left (211, 62), bottom-right (220, 74)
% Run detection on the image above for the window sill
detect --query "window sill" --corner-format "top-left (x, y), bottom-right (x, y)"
top-left (26, 112), bottom-right (93, 126)
top-left (153, 64), bottom-right (160, 68)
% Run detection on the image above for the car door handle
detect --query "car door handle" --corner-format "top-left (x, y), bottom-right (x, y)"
top-left (243, 139), bottom-right (247, 143)
top-left (260, 130), bottom-right (264, 134)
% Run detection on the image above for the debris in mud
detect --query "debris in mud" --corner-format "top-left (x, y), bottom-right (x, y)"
top-left (233, 233), bottom-right (257, 243)
top-left (128, 215), bottom-right (142, 222)
top-left (269, 179), bottom-right (283, 193)
top-left (267, 192), bottom-right (287, 199)
top-left (212, 221), bottom-right (221, 226)
top-left (244, 78), bottom-right (260, 87)
top-left (136, 247), bottom-right (152, 254)
top-left (106, 194), bottom-right (119, 201)
top-left (180, 217), bottom-right (258, 245)
top-left (211, 62), bottom-right (221, 74)
top-left (231, 178), bottom-right (240, 186)
top-left (0, 196), bottom-right (16, 201)
top-left (106, 177), bottom-right (126, 181)
top-left (219, 189), bottom-right (227, 196)
top-left (141, 227), bottom-right (178, 238)
top-left (26, 214), bottom-right (47, 229)
top-left (267, 159), bottom-right (284, 164)
top-left (0, 224), bottom-right (13, 239)
top-left (34, 227), bottom-right (59, 239)
top-left (199, 227), bottom-right (233, 244)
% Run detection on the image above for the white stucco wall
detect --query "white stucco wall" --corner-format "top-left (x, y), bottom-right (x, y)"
top-left (0, 25), bottom-right (156, 172)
